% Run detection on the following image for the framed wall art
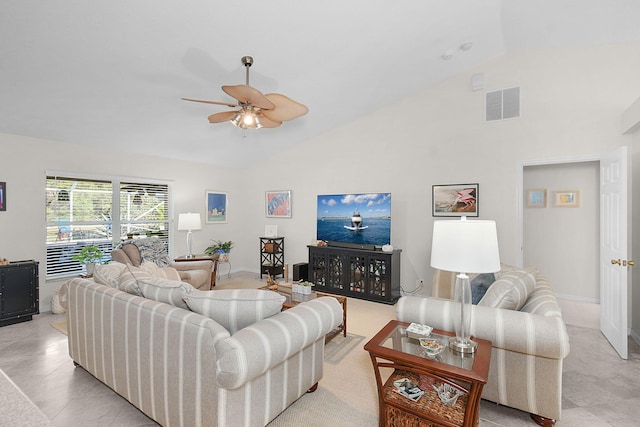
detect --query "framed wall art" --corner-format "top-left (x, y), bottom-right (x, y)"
top-left (526, 189), bottom-right (547, 208)
top-left (553, 190), bottom-right (580, 208)
top-left (0, 182), bottom-right (5, 211)
top-left (266, 190), bottom-right (292, 218)
top-left (205, 191), bottom-right (228, 223)
top-left (432, 183), bottom-right (479, 217)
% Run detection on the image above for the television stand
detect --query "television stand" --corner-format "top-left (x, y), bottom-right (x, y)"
top-left (307, 245), bottom-right (401, 304)
top-left (326, 241), bottom-right (377, 251)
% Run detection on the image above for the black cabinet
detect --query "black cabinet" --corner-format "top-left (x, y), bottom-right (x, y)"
top-left (308, 245), bottom-right (401, 304)
top-left (0, 260), bottom-right (39, 327)
top-left (260, 237), bottom-right (285, 279)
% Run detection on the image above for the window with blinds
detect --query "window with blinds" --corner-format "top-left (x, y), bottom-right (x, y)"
top-left (46, 176), bottom-right (170, 278)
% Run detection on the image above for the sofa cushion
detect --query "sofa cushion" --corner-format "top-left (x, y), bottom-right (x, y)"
top-left (138, 277), bottom-right (193, 309)
top-left (118, 263), bottom-right (181, 296)
top-left (94, 262), bottom-right (127, 288)
top-left (470, 273), bottom-right (495, 304)
top-left (478, 269), bottom-right (536, 310)
top-left (183, 289), bottom-right (286, 334)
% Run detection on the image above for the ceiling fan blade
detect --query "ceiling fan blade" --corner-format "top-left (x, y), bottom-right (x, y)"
top-left (181, 98), bottom-right (237, 108)
top-left (208, 111), bottom-right (239, 123)
top-left (255, 111), bottom-right (282, 128)
top-left (222, 85), bottom-right (275, 110)
top-left (262, 93), bottom-right (309, 122)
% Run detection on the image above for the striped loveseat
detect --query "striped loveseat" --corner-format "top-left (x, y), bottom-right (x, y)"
top-left (66, 278), bottom-right (342, 427)
top-left (396, 266), bottom-right (570, 426)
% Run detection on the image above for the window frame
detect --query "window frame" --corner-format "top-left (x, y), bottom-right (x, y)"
top-left (45, 171), bottom-right (173, 279)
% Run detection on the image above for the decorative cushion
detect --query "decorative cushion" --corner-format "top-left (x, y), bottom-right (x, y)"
top-left (121, 244), bottom-right (143, 266)
top-left (118, 263), bottom-right (181, 296)
top-left (138, 277), bottom-right (193, 309)
top-left (470, 273), bottom-right (495, 305)
top-left (183, 289), bottom-right (286, 334)
top-left (478, 269), bottom-right (536, 310)
top-left (94, 262), bottom-right (127, 288)
top-left (117, 237), bottom-right (172, 267)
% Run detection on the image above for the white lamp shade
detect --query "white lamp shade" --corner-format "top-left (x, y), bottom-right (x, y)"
top-left (178, 213), bottom-right (202, 231)
top-left (430, 218), bottom-right (500, 273)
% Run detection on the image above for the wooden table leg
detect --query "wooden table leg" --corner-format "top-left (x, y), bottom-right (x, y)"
top-left (211, 260), bottom-right (219, 289)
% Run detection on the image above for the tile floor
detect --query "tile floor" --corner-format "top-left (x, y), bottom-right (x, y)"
top-left (0, 273), bottom-right (638, 426)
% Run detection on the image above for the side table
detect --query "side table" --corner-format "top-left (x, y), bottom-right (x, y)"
top-left (364, 320), bottom-right (491, 427)
top-left (173, 254), bottom-right (219, 288)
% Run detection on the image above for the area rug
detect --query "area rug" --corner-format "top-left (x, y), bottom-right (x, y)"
top-left (50, 320), bottom-right (68, 336)
top-left (0, 369), bottom-right (52, 426)
top-left (324, 332), bottom-right (366, 365)
top-left (267, 386), bottom-right (377, 427)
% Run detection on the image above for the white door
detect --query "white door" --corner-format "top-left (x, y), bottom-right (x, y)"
top-left (600, 146), bottom-right (629, 359)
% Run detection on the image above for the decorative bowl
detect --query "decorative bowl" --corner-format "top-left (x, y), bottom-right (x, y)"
top-left (419, 338), bottom-right (444, 356)
top-left (432, 383), bottom-right (464, 406)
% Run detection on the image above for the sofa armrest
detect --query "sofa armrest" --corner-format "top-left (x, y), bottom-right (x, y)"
top-left (215, 297), bottom-right (343, 389)
top-left (396, 296), bottom-right (570, 359)
top-left (170, 260), bottom-right (213, 272)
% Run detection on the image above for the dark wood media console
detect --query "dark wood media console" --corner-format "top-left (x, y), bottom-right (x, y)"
top-left (307, 245), bottom-right (401, 304)
top-left (0, 260), bottom-right (39, 327)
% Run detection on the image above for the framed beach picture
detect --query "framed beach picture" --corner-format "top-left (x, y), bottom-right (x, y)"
top-left (0, 182), bottom-right (5, 211)
top-left (205, 191), bottom-right (228, 223)
top-left (526, 189), bottom-right (547, 208)
top-left (432, 183), bottom-right (479, 217)
top-left (266, 190), bottom-right (292, 218)
top-left (553, 190), bottom-right (580, 208)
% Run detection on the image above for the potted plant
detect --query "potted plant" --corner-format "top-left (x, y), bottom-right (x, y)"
top-left (72, 245), bottom-right (104, 275)
top-left (204, 240), bottom-right (234, 261)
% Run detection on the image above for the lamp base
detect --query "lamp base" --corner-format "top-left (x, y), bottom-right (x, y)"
top-left (449, 337), bottom-right (478, 354)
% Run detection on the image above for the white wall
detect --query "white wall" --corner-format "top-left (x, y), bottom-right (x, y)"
top-left (0, 134), bottom-right (246, 311)
top-left (2, 43), bottom-right (640, 311)
top-left (242, 44), bottom-right (640, 296)
top-left (523, 162), bottom-right (599, 301)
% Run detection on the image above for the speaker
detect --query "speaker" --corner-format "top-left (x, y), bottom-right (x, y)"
top-left (293, 263), bottom-right (308, 281)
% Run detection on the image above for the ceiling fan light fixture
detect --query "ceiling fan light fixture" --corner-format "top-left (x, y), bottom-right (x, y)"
top-left (183, 55), bottom-right (307, 130)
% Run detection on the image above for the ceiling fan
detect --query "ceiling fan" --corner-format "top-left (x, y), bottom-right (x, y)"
top-left (182, 56), bottom-right (308, 129)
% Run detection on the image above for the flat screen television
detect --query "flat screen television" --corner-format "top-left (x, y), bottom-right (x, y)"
top-left (316, 193), bottom-right (391, 247)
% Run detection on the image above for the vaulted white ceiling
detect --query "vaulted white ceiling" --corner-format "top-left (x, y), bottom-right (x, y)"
top-left (2, 0), bottom-right (639, 167)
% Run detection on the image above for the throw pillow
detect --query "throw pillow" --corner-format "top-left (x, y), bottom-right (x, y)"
top-left (139, 261), bottom-right (181, 281)
top-left (138, 277), bottom-right (193, 309)
top-left (118, 264), bottom-right (181, 296)
top-left (470, 273), bottom-right (495, 305)
top-left (478, 269), bottom-right (536, 310)
top-left (183, 289), bottom-right (286, 334)
top-left (94, 262), bottom-right (127, 288)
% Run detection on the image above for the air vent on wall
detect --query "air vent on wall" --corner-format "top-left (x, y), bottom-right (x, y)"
top-left (485, 87), bottom-right (520, 122)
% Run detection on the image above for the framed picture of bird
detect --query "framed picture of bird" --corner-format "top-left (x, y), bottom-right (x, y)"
top-left (432, 184), bottom-right (479, 217)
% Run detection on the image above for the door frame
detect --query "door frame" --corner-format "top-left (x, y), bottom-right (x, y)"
top-left (517, 153), bottom-right (603, 267)
top-left (517, 151), bottom-right (632, 356)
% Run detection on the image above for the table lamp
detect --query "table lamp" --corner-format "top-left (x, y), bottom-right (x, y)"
top-left (430, 217), bottom-right (500, 354)
top-left (178, 213), bottom-right (201, 259)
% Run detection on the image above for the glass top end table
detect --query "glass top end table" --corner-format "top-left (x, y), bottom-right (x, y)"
top-left (364, 320), bottom-right (491, 427)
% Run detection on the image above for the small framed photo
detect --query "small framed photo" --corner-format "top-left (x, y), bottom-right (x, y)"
top-left (0, 182), bottom-right (5, 211)
top-left (432, 184), bottom-right (479, 217)
top-left (266, 190), bottom-right (292, 218)
top-left (553, 190), bottom-right (580, 208)
top-left (526, 189), bottom-right (547, 208)
top-left (205, 191), bottom-right (228, 223)
top-left (264, 225), bottom-right (278, 237)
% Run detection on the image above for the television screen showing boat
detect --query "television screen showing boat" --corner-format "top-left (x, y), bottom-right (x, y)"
top-left (316, 193), bottom-right (391, 247)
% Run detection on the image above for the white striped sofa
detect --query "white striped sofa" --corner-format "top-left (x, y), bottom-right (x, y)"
top-left (66, 278), bottom-right (342, 427)
top-left (396, 267), bottom-right (570, 426)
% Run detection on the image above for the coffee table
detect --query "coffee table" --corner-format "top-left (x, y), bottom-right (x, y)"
top-left (364, 320), bottom-right (491, 427)
top-left (260, 283), bottom-right (347, 342)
